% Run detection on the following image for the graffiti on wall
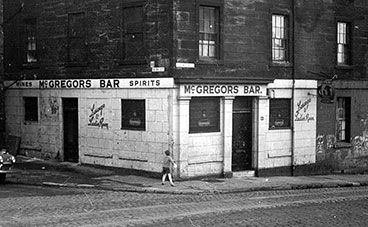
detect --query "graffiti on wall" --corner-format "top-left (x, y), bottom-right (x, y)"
top-left (316, 111), bottom-right (368, 172)
top-left (295, 98), bottom-right (315, 122)
top-left (361, 112), bottom-right (368, 137)
top-left (41, 96), bottom-right (59, 120)
top-left (316, 134), bottom-right (368, 156)
top-left (88, 103), bottom-right (108, 129)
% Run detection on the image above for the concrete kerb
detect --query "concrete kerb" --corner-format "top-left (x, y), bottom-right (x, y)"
top-left (9, 173), bottom-right (366, 195)
top-left (42, 182), bottom-right (96, 188)
top-left (9, 176), bottom-right (368, 195)
top-left (9, 156), bottom-right (368, 195)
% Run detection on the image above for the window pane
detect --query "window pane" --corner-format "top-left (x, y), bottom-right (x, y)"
top-left (199, 6), bottom-right (218, 58)
top-left (68, 13), bottom-right (87, 63)
top-left (69, 39), bottom-right (87, 62)
top-left (336, 97), bottom-right (350, 142)
top-left (189, 97), bottom-right (220, 133)
top-left (272, 14), bottom-right (288, 62)
top-left (122, 100), bottom-right (146, 131)
top-left (24, 97), bottom-right (38, 122)
top-left (269, 99), bottom-right (291, 129)
top-left (25, 18), bottom-right (37, 63)
top-left (123, 33), bottom-right (144, 59)
top-left (124, 6), bottom-right (143, 34)
top-left (68, 13), bottom-right (85, 37)
top-left (337, 22), bottom-right (350, 65)
top-left (122, 6), bottom-right (144, 60)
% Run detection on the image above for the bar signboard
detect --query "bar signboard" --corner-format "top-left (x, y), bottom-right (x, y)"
top-left (4, 78), bottom-right (175, 89)
top-left (180, 84), bottom-right (267, 97)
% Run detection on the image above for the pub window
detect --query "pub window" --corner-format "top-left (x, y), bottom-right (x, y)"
top-left (68, 12), bottom-right (87, 63)
top-left (189, 97), bottom-right (220, 133)
top-left (121, 100), bottom-right (145, 131)
top-left (122, 5), bottom-right (145, 61)
top-left (336, 97), bottom-right (351, 142)
top-left (24, 97), bottom-right (38, 122)
top-left (269, 99), bottom-right (291, 129)
top-left (24, 18), bottom-right (37, 63)
top-left (272, 14), bottom-right (289, 63)
top-left (337, 21), bottom-right (351, 65)
top-left (199, 5), bottom-right (220, 60)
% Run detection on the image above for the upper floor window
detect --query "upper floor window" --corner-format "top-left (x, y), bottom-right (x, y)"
top-left (337, 22), bottom-right (351, 65)
top-left (199, 6), bottom-right (220, 60)
top-left (272, 14), bottom-right (289, 63)
top-left (24, 18), bottom-right (37, 64)
top-left (68, 12), bottom-right (87, 64)
top-left (122, 5), bottom-right (145, 61)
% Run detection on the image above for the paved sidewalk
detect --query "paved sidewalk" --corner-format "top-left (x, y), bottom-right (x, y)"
top-left (6, 156), bottom-right (368, 195)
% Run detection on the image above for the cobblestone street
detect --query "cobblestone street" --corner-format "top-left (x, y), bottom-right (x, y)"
top-left (1, 185), bottom-right (368, 226)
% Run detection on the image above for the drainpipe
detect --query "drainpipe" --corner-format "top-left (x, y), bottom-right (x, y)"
top-left (291, 0), bottom-right (296, 176)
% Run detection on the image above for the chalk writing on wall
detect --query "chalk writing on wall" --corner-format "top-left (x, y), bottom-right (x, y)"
top-left (41, 96), bottom-right (59, 120)
top-left (88, 103), bottom-right (108, 129)
top-left (316, 134), bottom-right (368, 155)
top-left (49, 97), bottom-right (59, 114)
top-left (361, 112), bottom-right (368, 137)
top-left (316, 135), bottom-right (324, 153)
top-left (295, 98), bottom-right (315, 122)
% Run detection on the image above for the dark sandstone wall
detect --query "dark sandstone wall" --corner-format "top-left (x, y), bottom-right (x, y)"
top-left (4, 0), bottom-right (172, 80)
top-left (173, 0), bottom-right (368, 81)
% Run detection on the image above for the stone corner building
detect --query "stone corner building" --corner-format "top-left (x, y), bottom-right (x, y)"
top-left (3, 0), bottom-right (368, 179)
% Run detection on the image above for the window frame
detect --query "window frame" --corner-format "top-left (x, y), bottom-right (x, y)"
top-left (271, 13), bottom-right (291, 65)
top-left (121, 99), bottom-right (146, 131)
top-left (24, 18), bottom-right (38, 65)
top-left (269, 98), bottom-right (292, 130)
top-left (120, 2), bottom-right (147, 65)
top-left (189, 97), bottom-right (221, 134)
top-left (196, 0), bottom-right (223, 64)
top-left (24, 97), bottom-right (39, 122)
top-left (336, 20), bottom-right (352, 67)
top-left (67, 11), bottom-right (88, 66)
top-left (336, 97), bottom-right (351, 142)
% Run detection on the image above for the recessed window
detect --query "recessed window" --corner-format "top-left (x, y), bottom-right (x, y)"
top-left (199, 6), bottom-right (220, 59)
top-left (24, 18), bottom-right (37, 63)
top-left (337, 22), bottom-right (351, 65)
top-left (336, 97), bottom-right (351, 142)
top-left (24, 97), bottom-right (38, 122)
top-left (68, 12), bottom-right (87, 63)
top-left (122, 5), bottom-right (145, 61)
top-left (269, 99), bottom-right (291, 129)
top-left (272, 14), bottom-right (289, 63)
top-left (121, 100), bottom-right (145, 131)
top-left (189, 97), bottom-right (220, 133)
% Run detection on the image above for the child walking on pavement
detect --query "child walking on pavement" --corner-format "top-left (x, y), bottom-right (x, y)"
top-left (162, 150), bottom-right (176, 186)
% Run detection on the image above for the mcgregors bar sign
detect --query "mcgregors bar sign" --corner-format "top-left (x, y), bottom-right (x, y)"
top-left (180, 84), bottom-right (267, 97)
top-left (5, 78), bottom-right (174, 89)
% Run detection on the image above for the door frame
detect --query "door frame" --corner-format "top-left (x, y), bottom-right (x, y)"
top-left (231, 97), bottom-right (254, 171)
top-left (62, 98), bottom-right (79, 163)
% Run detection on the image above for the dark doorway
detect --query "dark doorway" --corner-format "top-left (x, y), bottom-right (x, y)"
top-left (63, 98), bottom-right (78, 163)
top-left (232, 97), bottom-right (253, 171)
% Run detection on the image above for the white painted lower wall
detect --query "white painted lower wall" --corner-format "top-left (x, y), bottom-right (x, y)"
top-left (5, 79), bottom-right (318, 178)
top-left (257, 80), bottom-right (317, 170)
top-left (5, 87), bottom-right (175, 174)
